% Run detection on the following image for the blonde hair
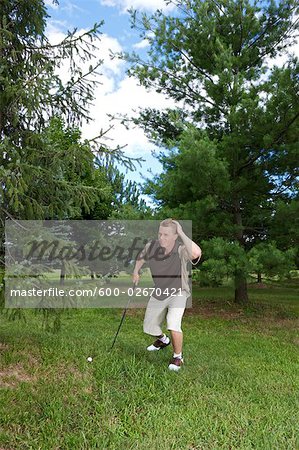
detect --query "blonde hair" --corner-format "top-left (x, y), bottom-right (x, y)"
top-left (159, 218), bottom-right (178, 234)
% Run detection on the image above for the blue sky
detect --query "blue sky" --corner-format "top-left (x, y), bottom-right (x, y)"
top-left (46, 0), bottom-right (145, 47)
top-left (44, 0), bottom-right (177, 199)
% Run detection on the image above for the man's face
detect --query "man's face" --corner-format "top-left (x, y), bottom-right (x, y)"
top-left (158, 225), bottom-right (177, 250)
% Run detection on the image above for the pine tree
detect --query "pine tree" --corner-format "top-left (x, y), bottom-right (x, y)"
top-left (123, 0), bottom-right (299, 302)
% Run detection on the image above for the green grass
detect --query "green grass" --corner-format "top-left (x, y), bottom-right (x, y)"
top-left (0, 285), bottom-right (298, 449)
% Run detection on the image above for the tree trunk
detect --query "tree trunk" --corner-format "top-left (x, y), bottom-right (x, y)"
top-left (257, 271), bottom-right (262, 283)
top-left (233, 199), bottom-right (249, 303)
top-left (60, 262), bottom-right (65, 285)
top-left (234, 271), bottom-right (249, 303)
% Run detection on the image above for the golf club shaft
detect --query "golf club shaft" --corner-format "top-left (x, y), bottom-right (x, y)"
top-left (110, 282), bottom-right (136, 350)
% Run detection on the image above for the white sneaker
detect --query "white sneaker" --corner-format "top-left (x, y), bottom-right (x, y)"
top-left (168, 357), bottom-right (184, 371)
top-left (146, 337), bottom-right (170, 351)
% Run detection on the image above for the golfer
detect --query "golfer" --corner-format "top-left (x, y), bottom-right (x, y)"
top-left (132, 219), bottom-right (201, 371)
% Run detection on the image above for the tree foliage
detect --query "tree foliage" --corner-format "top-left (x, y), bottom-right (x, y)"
top-left (0, 1), bottom-right (143, 249)
top-left (248, 243), bottom-right (296, 281)
top-left (0, 0), bottom-right (146, 327)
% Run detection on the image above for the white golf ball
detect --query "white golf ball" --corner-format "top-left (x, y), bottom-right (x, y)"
top-left (87, 356), bottom-right (93, 362)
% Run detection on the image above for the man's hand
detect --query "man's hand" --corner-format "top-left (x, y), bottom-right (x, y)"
top-left (172, 220), bottom-right (184, 237)
top-left (132, 272), bottom-right (140, 285)
top-left (172, 219), bottom-right (202, 261)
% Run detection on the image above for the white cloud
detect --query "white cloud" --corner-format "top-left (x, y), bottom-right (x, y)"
top-left (266, 39), bottom-right (299, 69)
top-left (46, 24), bottom-right (67, 44)
top-left (44, 0), bottom-right (59, 9)
top-left (100, 0), bottom-right (175, 13)
top-left (45, 0), bottom-right (86, 14)
top-left (46, 23), bottom-right (174, 161)
top-left (61, 1), bottom-right (85, 15)
top-left (133, 38), bottom-right (150, 49)
top-left (81, 76), bottom-right (176, 156)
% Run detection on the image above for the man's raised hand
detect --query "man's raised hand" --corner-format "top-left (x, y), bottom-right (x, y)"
top-left (172, 220), bottom-right (184, 237)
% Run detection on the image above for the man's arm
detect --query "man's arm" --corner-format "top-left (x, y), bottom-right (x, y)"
top-left (132, 257), bottom-right (145, 285)
top-left (172, 220), bottom-right (202, 261)
top-left (132, 241), bottom-right (151, 285)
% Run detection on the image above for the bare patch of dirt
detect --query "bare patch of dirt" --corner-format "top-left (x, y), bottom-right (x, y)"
top-left (257, 317), bottom-right (299, 328)
top-left (248, 282), bottom-right (268, 289)
top-left (16, 351), bottom-right (40, 366)
top-left (0, 343), bottom-right (10, 351)
top-left (0, 363), bottom-right (37, 389)
top-left (247, 283), bottom-right (273, 289)
top-left (68, 365), bottom-right (90, 381)
top-left (125, 308), bottom-right (145, 318)
top-left (292, 337), bottom-right (299, 346)
top-left (44, 362), bottom-right (93, 389)
top-left (229, 317), bottom-right (299, 338)
top-left (83, 385), bottom-right (93, 394)
top-left (50, 363), bottom-right (95, 397)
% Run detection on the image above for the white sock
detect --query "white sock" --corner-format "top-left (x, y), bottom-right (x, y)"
top-left (159, 334), bottom-right (169, 344)
top-left (173, 352), bottom-right (182, 359)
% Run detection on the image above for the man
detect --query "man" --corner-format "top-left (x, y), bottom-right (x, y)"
top-left (132, 219), bottom-right (202, 371)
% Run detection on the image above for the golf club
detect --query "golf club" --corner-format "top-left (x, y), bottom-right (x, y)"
top-left (110, 282), bottom-right (137, 350)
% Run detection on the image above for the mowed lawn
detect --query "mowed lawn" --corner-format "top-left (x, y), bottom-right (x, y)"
top-left (0, 283), bottom-right (298, 449)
